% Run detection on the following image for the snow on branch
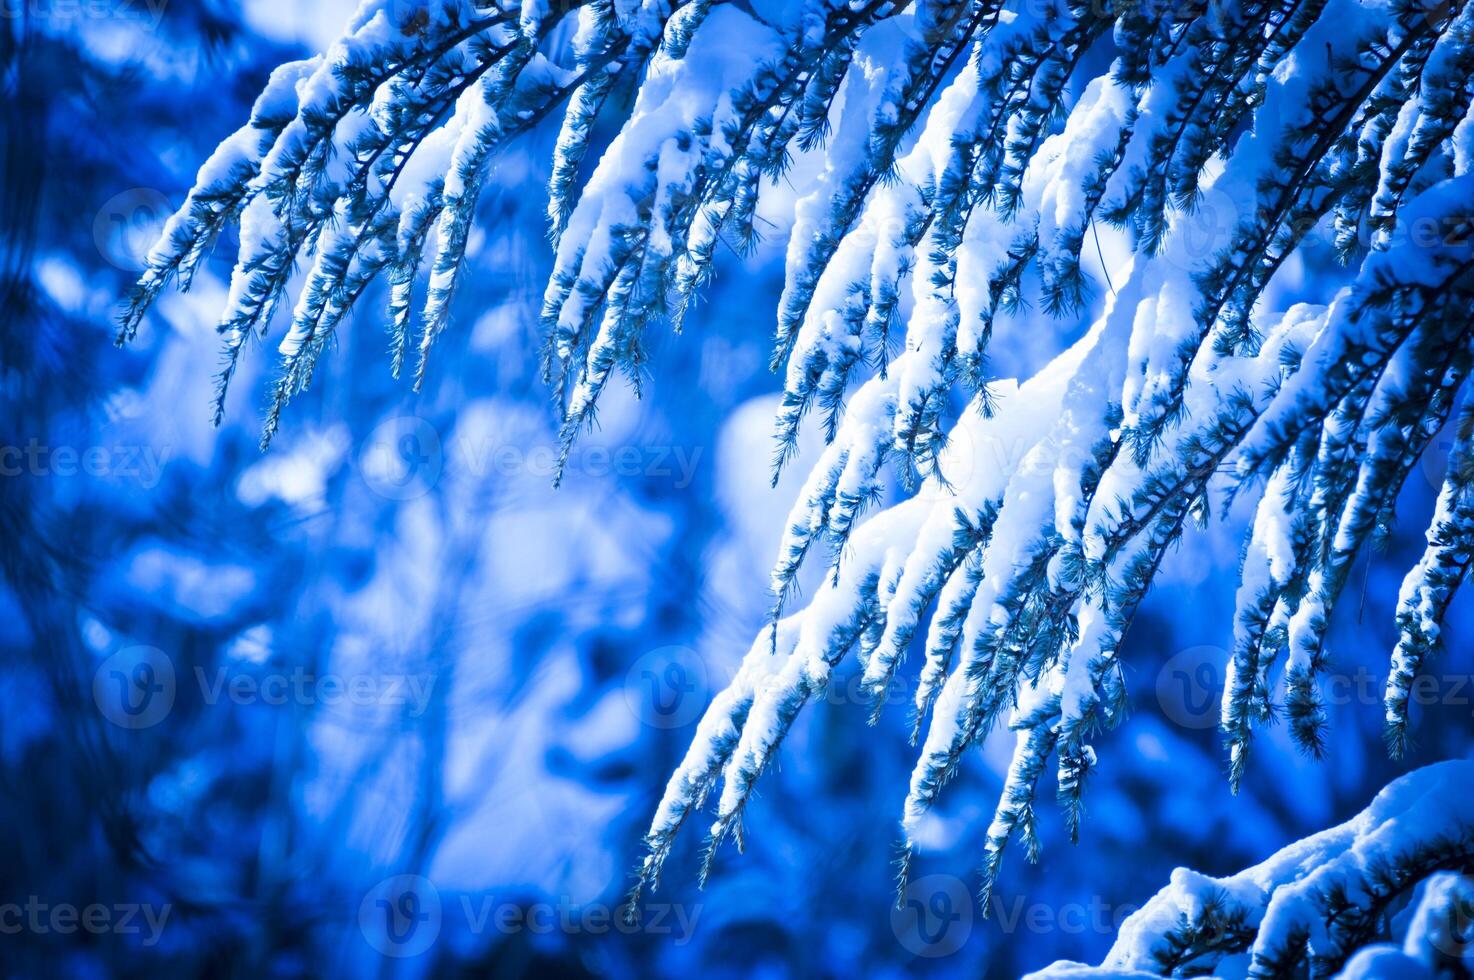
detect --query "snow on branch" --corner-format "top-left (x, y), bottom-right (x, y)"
top-left (1027, 760), bottom-right (1474, 978)
top-left (122, 0), bottom-right (1474, 918)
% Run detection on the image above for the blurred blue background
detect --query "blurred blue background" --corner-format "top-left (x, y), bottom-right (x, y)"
top-left (3, 2), bottom-right (1471, 977)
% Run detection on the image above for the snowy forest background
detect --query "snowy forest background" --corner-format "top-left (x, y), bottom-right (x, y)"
top-left (3, 0), bottom-right (1473, 976)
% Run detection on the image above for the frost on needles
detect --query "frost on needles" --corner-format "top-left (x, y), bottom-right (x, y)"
top-left (122, 0), bottom-right (1474, 963)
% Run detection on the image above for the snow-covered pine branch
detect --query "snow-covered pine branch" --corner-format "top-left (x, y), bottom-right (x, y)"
top-left (1028, 760), bottom-right (1474, 978)
top-left (123, 0), bottom-right (1474, 919)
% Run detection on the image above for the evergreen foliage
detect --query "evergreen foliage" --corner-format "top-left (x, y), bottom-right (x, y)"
top-left (124, 0), bottom-right (1474, 960)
